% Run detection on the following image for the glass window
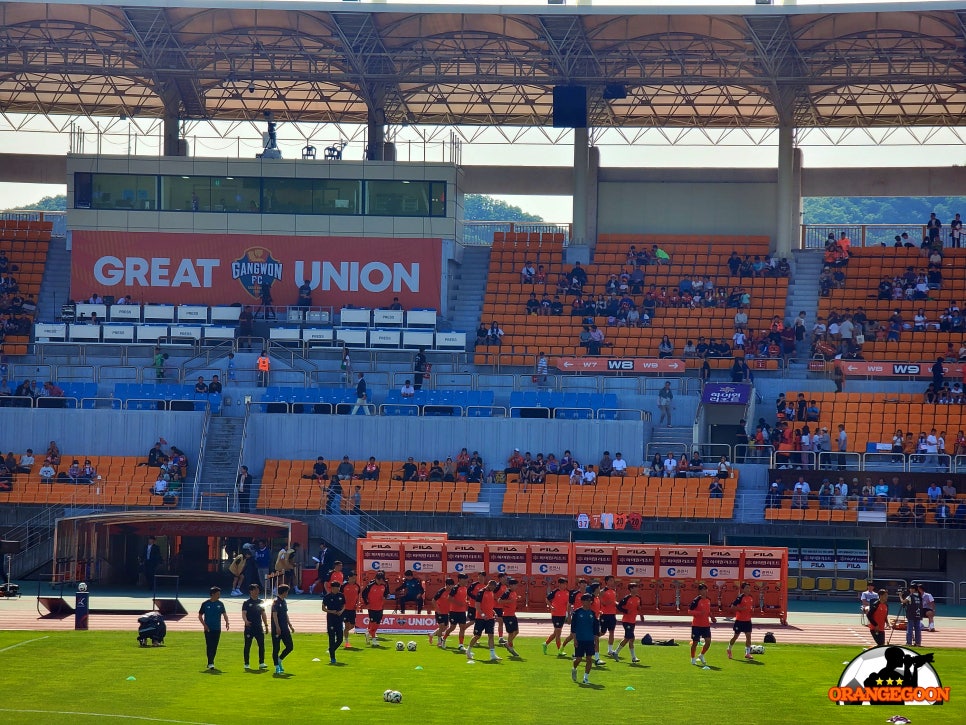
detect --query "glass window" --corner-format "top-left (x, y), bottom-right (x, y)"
top-left (160, 176), bottom-right (261, 212)
top-left (89, 174), bottom-right (157, 210)
top-left (365, 180), bottom-right (445, 217)
top-left (211, 177), bottom-right (261, 213)
top-left (263, 178), bottom-right (314, 215)
top-left (313, 179), bottom-right (362, 215)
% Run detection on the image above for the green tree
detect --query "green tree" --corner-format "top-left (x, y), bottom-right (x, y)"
top-left (463, 194), bottom-right (542, 222)
top-left (15, 194), bottom-right (66, 211)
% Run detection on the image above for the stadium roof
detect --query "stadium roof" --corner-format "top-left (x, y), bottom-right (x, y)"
top-left (2, 1), bottom-right (966, 128)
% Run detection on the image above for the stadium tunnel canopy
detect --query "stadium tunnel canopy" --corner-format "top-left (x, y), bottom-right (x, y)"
top-left (1, 1), bottom-right (966, 129)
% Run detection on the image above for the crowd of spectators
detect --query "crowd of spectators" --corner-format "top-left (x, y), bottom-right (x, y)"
top-left (501, 447), bottom-right (632, 490)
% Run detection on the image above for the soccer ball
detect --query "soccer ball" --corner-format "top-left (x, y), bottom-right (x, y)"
top-left (395, 641), bottom-right (405, 651)
top-left (383, 689), bottom-right (395, 702)
top-left (77, 582), bottom-right (88, 592)
top-left (383, 689), bottom-right (402, 704)
top-left (407, 641), bottom-right (417, 651)
top-left (750, 644), bottom-right (765, 655)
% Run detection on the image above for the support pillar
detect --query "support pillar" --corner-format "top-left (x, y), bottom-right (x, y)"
top-left (572, 126), bottom-right (589, 248)
top-left (775, 123), bottom-right (799, 257)
top-left (367, 106), bottom-right (386, 161)
top-left (162, 114), bottom-right (184, 157)
top-left (586, 144), bottom-right (600, 252)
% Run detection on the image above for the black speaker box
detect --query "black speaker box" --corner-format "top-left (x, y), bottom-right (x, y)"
top-left (553, 86), bottom-right (587, 128)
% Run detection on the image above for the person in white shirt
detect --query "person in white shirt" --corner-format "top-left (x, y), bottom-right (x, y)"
top-left (400, 380), bottom-right (415, 398)
top-left (917, 584), bottom-right (936, 631)
top-left (520, 262), bottom-right (536, 284)
top-left (662, 453), bottom-right (678, 478)
top-left (612, 453), bottom-right (627, 477)
top-left (16, 449), bottom-right (35, 473)
top-left (151, 475), bottom-right (168, 496)
top-left (925, 429), bottom-right (939, 468)
top-left (859, 581), bottom-right (879, 615)
top-left (581, 465), bottom-right (597, 486)
top-left (39, 462), bottom-right (55, 483)
top-left (569, 466), bottom-right (584, 486)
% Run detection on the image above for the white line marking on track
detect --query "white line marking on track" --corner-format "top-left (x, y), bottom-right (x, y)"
top-left (0, 708), bottom-right (217, 725)
top-left (0, 635), bottom-right (49, 653)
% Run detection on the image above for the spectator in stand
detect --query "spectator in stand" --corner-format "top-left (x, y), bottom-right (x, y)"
top-left (611, 452), bottom-right (627, 477)
top-left (520, 260), bottom-right (536, 284)
top-left (525, 292), bottom-right (540, 315)
top-left (486, 322), bottom-right (504, 346)
top-left (569, 261), bottom-right (588, 289)
top-left (926, 212), bottom-right (942, 243)
top-left (550, 296), bottom-right (564, 316)
top-left (194, 376), bottom-right (208, 394)
top-left (662, 452), bottom-right (678, 478)
top-left (400, 380), bottom-right (415, 398)
top-left (598, 451), bottom-right (614, 477)
top-left (539, 294), bottom-right (552, 316)
top-left (336, 456), bottom-right (355, 482)
top-left (474, 323), bottom-right (488, 349)
top-left (428, 461), bottom-right (444, 483)
top-left (208, 375), bottom-right (223, 395)
top-left (657, 335), bottom-right (674, 359)
top-left (398, 457), bottom-right (418, 484)
top-left (360, 457), bottom-right (380, 481)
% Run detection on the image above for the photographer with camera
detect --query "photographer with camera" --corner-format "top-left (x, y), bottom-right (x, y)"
top-left (900, 583), bottom-right (924, 646)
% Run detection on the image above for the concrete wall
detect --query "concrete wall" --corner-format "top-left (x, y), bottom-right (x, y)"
top-left (0, 409), bottom-right (205, 458)
top-left (244, 415), bottom-right (646, 477)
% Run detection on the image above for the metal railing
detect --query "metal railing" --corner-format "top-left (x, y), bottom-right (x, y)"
top-left (191, 407), bottom-right (213, 510)
top-left (463, 221), bottom-right (572, 246)
top-left (801, 223), bottom-right (930, 250)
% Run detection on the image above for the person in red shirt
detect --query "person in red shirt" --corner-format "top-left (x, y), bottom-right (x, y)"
top-left (612, 581), bottom-right (643, 663)
top-left (493, 573), bottom-right (509, 642)
top-left (361, 571), bottom-right (389, 645)
top-left (466, 571), bottom-right (487, 621)
top-left (429, 577), bottom-right (453, 647)
top-left (599, 575), bottom-right (619, 657)
top-left (727, 582), bottom-right (756, 660)
top-left (442, 573), bottom-right (470, 650)
top-left (340, 571), bottom-right (360, 649)
top-left (327, 560), bottom-right (345, 593)
top-left (466, 580), bottom-right (500, 662)
top-left (689, 582), bottom-right (717, 666)
top-left (544, 577), bottom-right (571, 655)
top-left (499, 578), bottom-right (521, 657)
top-left (867, 589), bottom-right (890, 647)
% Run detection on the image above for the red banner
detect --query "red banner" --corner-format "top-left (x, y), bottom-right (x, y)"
top-left (837, 361), bottom-right (966, 378)
top-left (553, 357), bottom-right (686, 374)
top-left (71, 231), bottom-right (442, 308)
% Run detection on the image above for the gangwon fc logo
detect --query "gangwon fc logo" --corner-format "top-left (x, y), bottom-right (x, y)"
top-left (231, 247), bottom-right (283, 298)
top-left (828, 645), bottom-right (948, 706)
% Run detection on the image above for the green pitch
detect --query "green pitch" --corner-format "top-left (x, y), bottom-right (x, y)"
top-left (0, 631), bottom-right (963, 724)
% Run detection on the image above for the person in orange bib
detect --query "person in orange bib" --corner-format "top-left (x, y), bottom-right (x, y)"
top-left (727, 582), bottom-right (756, 660)
top-left (429, 578), bottom-right (453, 647)
top-left (466, 580), bottom-right (500, 662)
top-left (442, 573), bottom-right (470, 650)
top-left (543, 577), bottom-right (571, 655)
top-left (361, 571), bottom-right (389, 646)
top-left (499, 578), bottom-right (521, 657)
top-left (612, 581), bottom-right (643, 663)
top-left (340, 572), bottom-right (360, 649)
top-left (689, 582), bottom-right (717, 666)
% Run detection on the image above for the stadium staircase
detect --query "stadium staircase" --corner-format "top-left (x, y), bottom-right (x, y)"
top-left (37, 235), bottom-right (71, 323)
top-left (448, 246), bottom-right (491, 339)
top-left (476, 480), bottom-right (507, 516)
top-left (195, 416), bottom-right (244, 511)
top-left (649, 425), bottom-right (694, 457)
top-left (784, 249), bottom-right (824, 368)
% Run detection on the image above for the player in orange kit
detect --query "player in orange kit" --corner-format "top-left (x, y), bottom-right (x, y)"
top-left (466, 580), bottom-right (500, 662)
top-left (361, 571), bottom-right (389, 646)
top-left (340, 571), bottom-right (360, 649)
top-left (598, 575), bottom-right (619, 657)
top-left (727, 582), bottom-right (755, 660)
top-left (612, 581), bottom-right (643, 663)
top-left (442, 573), bottom-right (470, 651)
top-left (499, 578), bottom-right (521, 657)
top-left (543, 577), bottom-right (571, 655)
top-left (429, 577), bottom-right (453, 647)
top-left (689, 582), bottom-right (717, 666)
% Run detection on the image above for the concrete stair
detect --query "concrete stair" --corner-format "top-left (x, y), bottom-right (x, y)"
top-left (476, 481), bottom-right (507, 516)
top-left (649, 426), bottom-right (694, 455)
top-left (785, 249), bottom-right (825, 371)
top-left (37, 236), bottom-right (71, 323)
top-left (449, 246), bottom-right (491, 338)
top-left (196, 416), bottom-right (244, 510)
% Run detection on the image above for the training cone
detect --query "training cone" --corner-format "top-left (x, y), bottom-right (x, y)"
top-left (415, 666), bottom-right (424, 670)
top-left (312, 658), bottom-right (322, 662)
top-left (625, 686), bottom-right (635, 691)
top-left (340, 706), bottom-right (351, 711)
top-left (126, 676), bottom-right (136, 681)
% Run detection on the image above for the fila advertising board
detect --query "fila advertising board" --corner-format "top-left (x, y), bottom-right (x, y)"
top-left (71, 231), bottom-right (442, 308)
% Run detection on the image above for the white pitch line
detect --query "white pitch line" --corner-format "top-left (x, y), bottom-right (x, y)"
top-left (0, 709), bottom-right (218, 725)
top-left (0, 635), bottom-right (49, 653)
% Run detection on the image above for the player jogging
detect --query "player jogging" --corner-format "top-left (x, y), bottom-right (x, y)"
top-left (466, 580), bottom-right (501, 662)
top-left (271, 584), bottom-right (295, 674)
top-left (321, 580), bottom-right (346, 664)
top-left (499, 578), bottom-right (522, 657)
top-left (361, 571), bottom-right (390, 646)
top-left (494, 573), bottom-right (509, 644)
top-left (443, 573), bottom-right (471, 651)
top-left (727, 582), bottom-right (755, 660)
top-left (241, 583), bottom-right (269, 670)
top-left (430, 577), bottom-right (453, 647)
top-left (543, 577), bottom-right (571, 655)
top-left (689, 582), bottom-right (716, 667)
top-left (466, 571), bottom-right (487, 622)
top-left (327, 560), bottom-right (345, 593)
top-left (612, 581), bottom-right (642, 663)
top-left (570, 594), bottom-right (600, 685)
top-left (599, 575), bottom-right (619, 657)
top-left (341, 571), bottom-right (360, 649)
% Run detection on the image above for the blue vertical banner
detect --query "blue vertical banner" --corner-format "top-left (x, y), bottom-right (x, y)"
top-left (75, 589), bottom-right (89, 630)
